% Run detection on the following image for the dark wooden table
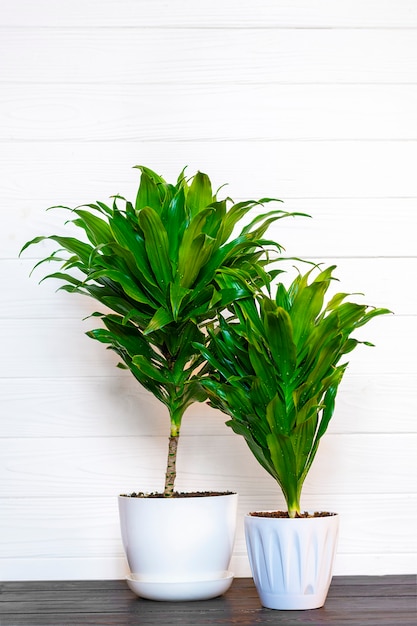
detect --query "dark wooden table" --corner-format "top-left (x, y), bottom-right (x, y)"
top-left (0, 576), bottom-right (415, 625)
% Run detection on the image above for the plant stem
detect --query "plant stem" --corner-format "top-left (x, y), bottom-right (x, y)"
top-left (163, 430), bottom-right (179, 497)
top-left (285, 484), bottom-right (302, 518)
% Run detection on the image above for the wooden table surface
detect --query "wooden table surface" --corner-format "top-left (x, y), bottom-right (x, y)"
top-left (0, 575), bottom-right (415, 625)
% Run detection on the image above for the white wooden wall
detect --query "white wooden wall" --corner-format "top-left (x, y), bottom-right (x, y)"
top-left (1, 0), bottom-right (416, 580)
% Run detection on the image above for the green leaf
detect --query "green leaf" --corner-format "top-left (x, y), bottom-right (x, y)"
top-left (132, 355), bottom-right (174, 385)
top-left (199, 264), bottom-right (391, 514)
top-left (88, 268), bottom-right (154, 306)
top-left (21, 163), bottom-right (313, 499)
top-left (109, 210), bottom-right (156, 287)
top-left (27, 235), bottom-right (93, 264)
top-left (169, 282), bottom-right (191, 321)
top-left (144, 307), bottom-right (174, 335)
top-left (72, 209), bottom-right (113, 246)
top-left (138, 206), bottom-right (172, 288)
top-left (217, 199), bottom-right (262, 244)
top-left (134, 166), bottom-right (165, 213)
top-left (165, 186), bottom-right (187, 263)
top-left (240, 208), bottom-right (309, 236)
top-left (187, 171), bottom-right (213, 217)
top-left (266, 393), bottom-right (290, 435)
top-left (39, 271), bottom-right (83, 288)
top-left (179, 233), bottom-right (214, 288)
top-left (262, 302), bottom-right (297, 382)
top-left (19, 235), bottom-right (48, 257)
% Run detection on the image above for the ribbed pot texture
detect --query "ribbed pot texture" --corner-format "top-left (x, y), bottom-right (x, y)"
top-left (244, 512), bottom-right (339, 610)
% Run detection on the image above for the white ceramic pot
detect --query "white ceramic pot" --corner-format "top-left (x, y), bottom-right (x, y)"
top-left (244, 512), bottom-right (339, 610)
top-left (118, 492), bottom-right (238, 601)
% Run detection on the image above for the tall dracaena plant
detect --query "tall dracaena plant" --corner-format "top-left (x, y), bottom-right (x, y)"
top-left (197, 265), bottom-right (391, 516)
top-left (21, 166), bottom-right (306, 496)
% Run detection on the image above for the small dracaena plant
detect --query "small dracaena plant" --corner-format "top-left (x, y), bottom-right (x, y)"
top-left (196, 265), bottom-right (391, 517)
top-left (21, 165), bottom-right (307, 497)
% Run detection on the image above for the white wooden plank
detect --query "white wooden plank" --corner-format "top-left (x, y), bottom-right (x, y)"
top-left (0, 556), bottom-right (129, 581)
top-left (0, 314), bottom-right (409, 378)
top-left (1, 0), bottom-right (417, 28)
top-left (0, 375), bottom-right (171, 438)
top-left (0, 495), bottom-right (415, 559)
top-left (0, 434), bottom-right (415, 497)
top-left (2, 84), bottom-right (417, 142)
top-left (0, 498), bottom-right (122, 560)
top-left (1, 0), bottom-right (416, 585)
top-left (331, 553), bottom-right (417, 576)
top-left (272, 198), bottom-right (417, 261)
top-left (0, 436), bottom-right (170, 498)
top-left (275, 258), bottom-right (414, 316)
top-left (1, 551), bottom-right (415, 580)
top-left (236, 495), bottom-right (417, 555)
top-left (0, 372), bottom-right (415, 439)
top-left (0, 495), bottom-right (415, 578)
top-left (180, 433), bottom-right (417, 497)
top-left (326, 374), bottom-right (417, 435)
top-left (2, 260), bottom-right (93, 318)
top-left (2, 29), bottom-right (417, 84)
top-left (6, 257), bottom-right (414, 319)
top-left (2, 142), bottom-right (417, 214)
top-left (233, 495), bottom-right (417, 562)
top-left (0, 317), bottom-right (122, 378)
top-left (1, 550), bottom-right (414, 580)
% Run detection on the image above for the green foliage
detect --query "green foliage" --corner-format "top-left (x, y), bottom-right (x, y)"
top-left (197, 265), bottom-right (392, 516)
top-left (21, 166), bottom-right (305, 495)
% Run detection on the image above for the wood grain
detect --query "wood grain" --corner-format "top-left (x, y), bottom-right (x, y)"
top-left (2, 84), bottom-right (417, 142)
top-left (2, 142), bottom-right (417, 215)
top-left (0, 0), bottom-right (416, 582)
top-left (0, 577), bottom-right (415, 625)
top-left (2, 0), bottom-right (417, 28)
top-left (2, 29), bottom-right (417, 84)
top-left (0, 434), bottom-right (415, 497)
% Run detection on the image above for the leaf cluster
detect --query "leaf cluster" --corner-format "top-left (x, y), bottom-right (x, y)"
top-left (197, 265), bottom-right (392, 516)
top-left (21, 166), bottom-right (303, 431)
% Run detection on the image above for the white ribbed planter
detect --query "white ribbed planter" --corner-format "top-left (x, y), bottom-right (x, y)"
top-left (244, 512), bottom-right (339, 610)
top-left (118, 493), bottom-right (238, 601)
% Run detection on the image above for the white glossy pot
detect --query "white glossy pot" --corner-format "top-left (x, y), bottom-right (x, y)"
top-left (118, 492), bottom-right (238, 601)
top-left (245, 512), bottom-right (339, 610)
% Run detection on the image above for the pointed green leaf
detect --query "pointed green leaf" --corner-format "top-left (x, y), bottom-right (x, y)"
top-left (138, 206), bottom-right (172, 288)
top-left (134, 166), bottom-right (165, 213)
top-left (72, 209), bottom-right (113, 246)
top-left (187, 171), bottom-right (213, 217)
top-left (263, 303), bottom-right (297, 382)
top-left (132, 355), bottom-right (174, 384)
top-left (144, 306), bottom-right (174, 335)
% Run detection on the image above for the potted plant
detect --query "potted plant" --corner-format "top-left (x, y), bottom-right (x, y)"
top-left (196, 264), bottom-right (391, 609)
top-left (20, 165), bottom-right (305, 601)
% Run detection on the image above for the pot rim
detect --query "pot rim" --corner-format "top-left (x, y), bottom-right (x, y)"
top-left (119, 491), bottom-right (237, 499)
top-left (245, 510), bottom-right (339, 518)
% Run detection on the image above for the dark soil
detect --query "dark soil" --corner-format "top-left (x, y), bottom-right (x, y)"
top-left (249, 511), bottom-right (337, 518)
top-left (121, 491), bottom-right (235, 498)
